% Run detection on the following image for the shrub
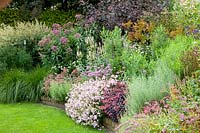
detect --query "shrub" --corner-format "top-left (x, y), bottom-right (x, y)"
top-left (38, 9), bottom-right (77, 26)
top-left (160, 36), bottom-right (198, 77)
top-left (82, 0), bottom-right (170, 29)
top-left (0, 8), bottom-right (21, 26)
top-left (100, 81), bottom-right (127, 122)
top-left (0, 67), bottom-right (48, 103)
top-left (126, 62), bottom-right (176, 115)
top-left (0, 21), bottom-right (50, 65)
top-left (0, 45), bottom-right (33, 73)
top-left (122, 19), bottom-right (154, 45)
top-left (49, 81), bottom-right (71, 102)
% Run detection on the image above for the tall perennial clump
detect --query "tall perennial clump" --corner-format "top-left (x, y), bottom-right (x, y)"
top-left (38, 20), bottom-right (90, 73)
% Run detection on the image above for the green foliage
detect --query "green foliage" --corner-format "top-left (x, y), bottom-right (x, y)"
top-left (180, 71), bottom-right (200, 102)
top-left (119, 71), bottom-right (200, 133)
top-left (101, 27), bottom-right (154, 78)
top-left (127, 62), bottom-right (176, 115)
top-left (0, 45), bottom-right (33, 73)
top-left (0, 8), bottom-right (21, 26)
top-left (39, 21), bottom-right (89, 73)
top-left (38, 9), bottom-right (77, 26)
top-left (122, 49), bottom-right (151, 78)
top-left (0, 21), bottom-right (50, 65)
top-left (49, 81), bottom-right (71, 102)
top-left (101, 27), bottom-right (126, 73)
top-left (160, 36), bottom-right (198, 77)
top-left (0, 68), bottom-right (48, 103)
top-left (171, 0), bottom-right (200, 27)
top-left (151, 25), bottom-right (169, 59)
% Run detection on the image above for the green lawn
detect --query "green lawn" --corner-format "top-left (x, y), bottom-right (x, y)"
top-left (0, 103), bottom-right (104, 133)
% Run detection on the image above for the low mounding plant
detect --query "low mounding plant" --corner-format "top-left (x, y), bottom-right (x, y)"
top-left (100, 81), bottom-right (127, 122)
top-left (180, 70), bottom-right (200, 102)
top-left (0, 67), bottom-right (48, 103)
top-left (65, 79), bottom-right (105, 128)
top-left (49, 81), bottom-right (71, 102)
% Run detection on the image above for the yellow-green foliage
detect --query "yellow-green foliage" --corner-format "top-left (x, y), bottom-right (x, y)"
top-left (0, 20), bottom-right (50, 46)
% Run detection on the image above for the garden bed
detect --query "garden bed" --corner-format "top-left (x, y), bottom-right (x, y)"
top-left (41, 97), bottom-right (65, 110)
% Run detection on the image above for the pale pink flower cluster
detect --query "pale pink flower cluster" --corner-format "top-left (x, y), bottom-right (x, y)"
top-left (65, 77), bottom-right (118, 127)
top-left (38, 37), bottom-right (51, 47)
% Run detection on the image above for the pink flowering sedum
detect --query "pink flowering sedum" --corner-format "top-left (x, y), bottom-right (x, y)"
top-left (60, 37), bottom-right (68, 44)
top-left (52, 23), bottom-right (61, 30)
top-left (74, 33), bottom-right (81, 39)
top-left (38, 37), bottom-right (51, 47)
top-left (52, 29), bottom-right (60, 36)
top-left (51, 45), bottom-right (58, 52)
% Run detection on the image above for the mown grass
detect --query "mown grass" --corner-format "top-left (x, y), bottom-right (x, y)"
top-left (0, 103), bottom-right (104, 133)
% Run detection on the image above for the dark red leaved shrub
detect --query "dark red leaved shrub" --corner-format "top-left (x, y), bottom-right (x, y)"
top-left (100, 81), bottom-right (127, 122)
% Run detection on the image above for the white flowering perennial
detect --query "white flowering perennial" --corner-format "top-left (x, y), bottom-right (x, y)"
top-left (65, 79), bottom-right (105, 127)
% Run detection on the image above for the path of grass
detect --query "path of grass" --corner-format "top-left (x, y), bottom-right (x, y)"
top-left (0, 103), bottom-right (104, 133)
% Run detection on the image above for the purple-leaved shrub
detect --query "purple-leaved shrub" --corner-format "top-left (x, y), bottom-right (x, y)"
top-left (100, 81), bottom-right (127, 122)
